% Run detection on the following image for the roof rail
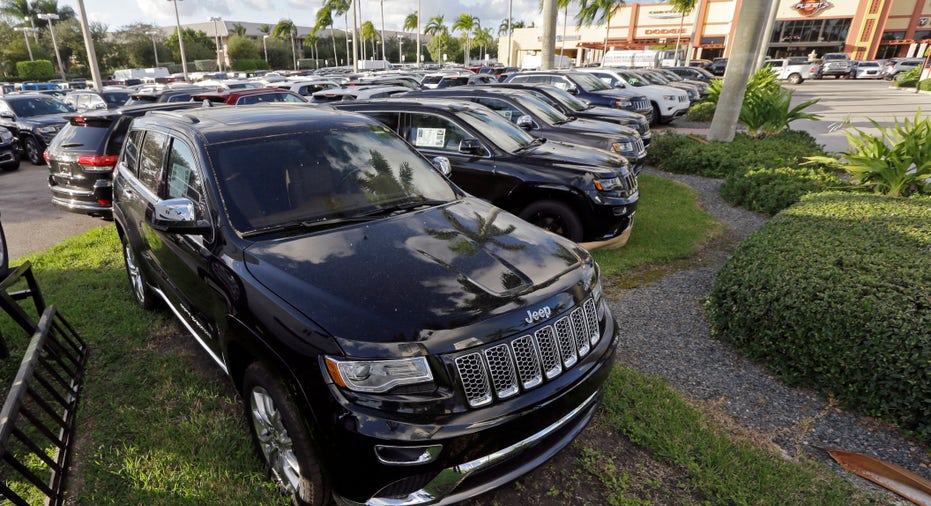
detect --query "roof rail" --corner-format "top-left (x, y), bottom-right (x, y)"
top-left (146, 110), bottom-right (201, 123)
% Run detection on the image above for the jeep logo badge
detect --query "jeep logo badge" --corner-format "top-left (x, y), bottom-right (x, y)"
top-left (524, 306), bottom-right (552, 324)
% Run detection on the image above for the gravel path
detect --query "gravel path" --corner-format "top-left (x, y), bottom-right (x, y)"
top-left (606, 167), bottom-right (930, 502)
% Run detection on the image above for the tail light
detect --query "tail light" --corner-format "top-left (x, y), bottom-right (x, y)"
top-left (78, 154), bottom-right (118, 173)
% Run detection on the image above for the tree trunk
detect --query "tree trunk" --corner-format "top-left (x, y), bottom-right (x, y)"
top-left (541, 0), bottom-right (558, 69)
top-left (707, 0), bottom-right (774, 142)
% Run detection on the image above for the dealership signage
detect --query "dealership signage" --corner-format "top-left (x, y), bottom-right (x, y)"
top-left (791, 0), bottom-right (831, 16)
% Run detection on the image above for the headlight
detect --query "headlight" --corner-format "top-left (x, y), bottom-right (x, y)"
top-left (37, 125), bottom-right (59, 135)
top-left (0, 129), bottom-right (12, 142)
top-left (594, 176), bottom-right (624, 192)
top-left (610, 141), bottom-right (634, 153)
top-left (325, 356), bottom-right (434, 393)
top-left (663, 95), bottom-right (676, 101)
top-left (612, 99), bottom-right (632, 108)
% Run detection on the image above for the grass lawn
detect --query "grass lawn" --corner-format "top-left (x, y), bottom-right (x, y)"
top-left (0, 174), bottom-right (875, 505)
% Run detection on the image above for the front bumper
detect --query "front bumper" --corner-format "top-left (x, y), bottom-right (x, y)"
top-left (322, 302), bottom-right (620, 505)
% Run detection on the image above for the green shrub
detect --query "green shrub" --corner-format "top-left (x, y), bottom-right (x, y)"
top-left (720, 166), bottom-right (844, 215)
top-left (708, 192), bottom-right (931, 441)
top-left (893, 67), bottom-right (920, 88)
top-left (16, 60), bottom-right (54, 80)
top-left (919, 78), bottom-right (931, 92)
top-left (687, 101), bottom-right (715, 122)
top-left (808, 112), bottom-right (931, 197)
top-left (739, 85), bottom-right (820, 137)
top-left (646, 130), bottom-right (825, 178)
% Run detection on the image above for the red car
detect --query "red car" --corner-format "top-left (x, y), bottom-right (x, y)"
top-left (189, 88), bottom-right (308, 105)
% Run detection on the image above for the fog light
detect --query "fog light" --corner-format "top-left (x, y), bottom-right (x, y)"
top-left (375, 444), bottom-right (443, 466)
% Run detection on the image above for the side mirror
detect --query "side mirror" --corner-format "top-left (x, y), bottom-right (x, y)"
top-left (516, 115), bottom-right (535, 130)
top-left (566, 85), bottom-right (579, 95)
top-left (150, 198), bottom-right (211, 235)
top-left (0, 112), bottom-right (15, 120)
top-left (431, 156), bottom-right (452, 176)
top-left (458, 138), bottom-right (484, 155)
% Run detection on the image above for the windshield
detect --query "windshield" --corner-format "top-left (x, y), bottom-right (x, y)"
top-left (9, 96), bottom-right (74, 117)
top-left (639, 71), bottom-right (671, 85)
top-left (512, 93), bottom-right (570, 125)
top-left (618, 71), bottom-right (649, 87)
top-left (457, 106), bottom-right (536, 153)
top-left (212, 125), bottom-right (458, 233)
top-left (539, 85), bottom-right (589, 111)
top-left (569, 72), bottom-right (612, 92)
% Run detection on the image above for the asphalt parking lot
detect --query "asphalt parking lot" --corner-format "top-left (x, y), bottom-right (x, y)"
top-left (1, 78), bottom-right (928, 260)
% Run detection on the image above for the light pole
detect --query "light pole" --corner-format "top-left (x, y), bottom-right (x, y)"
top-left (146, 30), bottom-right (160, 67)
top-left (13, 27), bottom-right (37, 61)
top-left (209, 16), bottom-right (222, 72)
top-left (37, 13), bottom-right (66, 81)
top-left (398, 34), bottom-right (403, 64)
top-left (168, 0), bottom-right (189, 82)
top-left (379, 0), bottom-right (387, 61)
top-left (263, 35), bottom-right (269, 65)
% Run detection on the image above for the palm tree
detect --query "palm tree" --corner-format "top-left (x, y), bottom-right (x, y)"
top-left (259, 24), bottom-right (271, 35)
top-left (452, 14), bottom-right (480, 66)
top-left (575, 0), bottom-right (621, 57)
top-left (361, 20), bottom-right (378, 60)
top-left (231, 23), bottom-right (247, 37)
top-left (472, 27), bottom-right (494, 63)
top-left (424, 15), bottom-right (447, 37)
top-left (325, 0), bottom-right (351, 66)
top-left (272, 18), bottom-right (298, 70)
top-left (304, 32), bottom-right (319, 68)
top-left (497, 18), bottom-right (525, 36)
top-left (314, 5), bottom-right (339, 66)
top-left (403, 12), bottom-right (418, 33)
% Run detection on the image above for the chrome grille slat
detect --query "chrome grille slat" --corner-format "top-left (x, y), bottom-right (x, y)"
top-left (455, 298), bottom-right (600, 408)
top-left (484, 344), bottom-right (519, 399)
top-left (554, 317), bottom-right (578, 367)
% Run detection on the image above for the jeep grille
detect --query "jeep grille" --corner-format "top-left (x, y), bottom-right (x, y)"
top-left (454, 299), bottom-right (599, 408)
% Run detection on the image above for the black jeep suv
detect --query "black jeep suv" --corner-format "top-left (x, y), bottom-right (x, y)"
top-left (45, 102), bottom-right (203, 218)
top-left (331, 98), bottom-right (638, 246)
top-left (112, 105), bottom-right (619, 506)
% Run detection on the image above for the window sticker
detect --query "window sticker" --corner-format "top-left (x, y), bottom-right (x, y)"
top-left (413, 127), bottom-right (446, 148)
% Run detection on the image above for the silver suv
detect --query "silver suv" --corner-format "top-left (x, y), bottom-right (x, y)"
top-left (819, 53), bottom-right (852, 79)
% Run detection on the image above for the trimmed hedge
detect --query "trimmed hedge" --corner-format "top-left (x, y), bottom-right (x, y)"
top-left (708, 192), bottom-right (931, 441)
top-left (720, 166), bottom-right (844, 216)
top-left (645, 130), bottom-right (825, 178)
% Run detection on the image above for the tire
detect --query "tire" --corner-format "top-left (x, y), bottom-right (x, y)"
top-left (23, 136), bottom-right (44, 165)
top-left (0, 160), bottom-right (19, 172)
top-left (243, 362), bottom-right (329, 506)
top-left (518, 200), bottom-right (584, 242)
top-left (121, 234), bottom-right (158, 310)
top-left (650, 102), bottom-right (661, 127)
top-left (787, 73), bottom-right (803, 85)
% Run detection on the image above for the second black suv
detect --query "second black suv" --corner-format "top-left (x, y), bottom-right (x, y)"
top-left (45, 102), bottom-right (204, 217)
top-left (409, 86), bottom-right (648, 172)
top-left (113, 105), bottom-right (619, 506)
top-left (503, 70), bottom-right (654, 122)
top-left (0, 93), bottom-right (74, 165)
top-left (332, 97), bottom-right (638, 245)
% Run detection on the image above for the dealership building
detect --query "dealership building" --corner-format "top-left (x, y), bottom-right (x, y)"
top-left (501, 0), bottom-right (931, 66)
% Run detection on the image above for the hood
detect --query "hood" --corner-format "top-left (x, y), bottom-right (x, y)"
top-left (17, 113), bottom-right (68, 129)
top-left (523, 138), bottom-right (628, 176)
top-left (244, 197), bottom-right (593, 354)
top-left (557, 116), bottom-right (638, 137)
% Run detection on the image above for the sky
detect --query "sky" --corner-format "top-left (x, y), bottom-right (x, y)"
top-left (65, 0), bottom-right (553, 34)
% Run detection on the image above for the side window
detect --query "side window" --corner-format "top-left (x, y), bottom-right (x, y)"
top-left (138, 130), bottom-right (168, 192)
top-left (406, 113), bottom-right (469, 152)
top-left (473, 98), bottom-right (523, 123)
top-left (121, 128), bottom-right (144, 176)
top-left (366, 111), bottom-right (402, 132)
top-left (165, 140), bottom-right (201, 203)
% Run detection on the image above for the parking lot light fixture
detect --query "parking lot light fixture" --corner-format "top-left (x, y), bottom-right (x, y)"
top-left (168, 0), bottom-right (189, 82)
top-left (37, 13), bottom-right (66, 81)
top-left (146, 30), bottom-right (160, 67)
top-left (13, 27), bottom-right (37, 61)
top-left (209, 16), bottom-right (223, 72)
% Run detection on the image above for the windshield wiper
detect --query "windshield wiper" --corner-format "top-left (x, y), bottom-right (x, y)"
top-left (241, 200), bottom-right (447, 238)
top-left (516, 137), bottom-right (546, 152)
